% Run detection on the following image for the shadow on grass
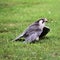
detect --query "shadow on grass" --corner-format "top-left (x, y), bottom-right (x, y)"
top-left (0, 30), bottom-right (8, 33)
top-left (12, 36), bottom-right (50, 43)
top-left (13, 35), bottom-right (60, 43)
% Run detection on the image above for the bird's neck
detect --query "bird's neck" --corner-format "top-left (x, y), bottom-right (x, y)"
top-left (39, 22), bottom-right (45, 30)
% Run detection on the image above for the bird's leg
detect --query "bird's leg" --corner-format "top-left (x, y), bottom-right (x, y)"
top-left (23, 41), bottom-right (27, 44)
top-left (36, 37), bottom-right (39, 41)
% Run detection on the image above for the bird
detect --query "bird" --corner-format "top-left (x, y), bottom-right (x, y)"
top-left (13, 18), bottom-right (50, 43)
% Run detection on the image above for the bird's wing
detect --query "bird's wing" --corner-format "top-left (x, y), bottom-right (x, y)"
top-left (19, 22), bottom-right (40, 37)
top-left (23, 24), bottom-right (42, 37)
top-left (13, 22), bottom-right (42, 41)
top-left (25, 30), bottom-right (43, 43)
top-left (25, 33), bottom-right (38, 42)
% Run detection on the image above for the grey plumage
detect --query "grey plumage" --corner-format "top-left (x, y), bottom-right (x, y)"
top-left (13, 18), bottom-right (48, 43)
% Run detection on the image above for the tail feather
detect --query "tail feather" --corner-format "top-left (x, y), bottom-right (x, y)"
top-left (12, 34), bottom-right (23, 41)
top-left (12, 27), bottom-right (29, 42)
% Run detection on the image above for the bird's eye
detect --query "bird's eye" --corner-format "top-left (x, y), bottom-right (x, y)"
top-left (42, 20), bottom-right (44, 23)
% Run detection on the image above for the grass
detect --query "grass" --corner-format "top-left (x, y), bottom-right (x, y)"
top-left (0, 0), bottom-right (60, 60)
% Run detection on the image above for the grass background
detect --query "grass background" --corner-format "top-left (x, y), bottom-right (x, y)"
top-left (0, 0), bottom-right (60, 60)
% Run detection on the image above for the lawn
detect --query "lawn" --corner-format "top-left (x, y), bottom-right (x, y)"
top-left (0, 0), bottom-right (60, 60)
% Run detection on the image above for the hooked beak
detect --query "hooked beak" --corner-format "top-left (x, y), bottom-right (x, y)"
top-left (45, 18), bottom-right (48, 22)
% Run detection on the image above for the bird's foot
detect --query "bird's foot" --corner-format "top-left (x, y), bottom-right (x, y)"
top-left (36, 37), bottom-right (39, 41)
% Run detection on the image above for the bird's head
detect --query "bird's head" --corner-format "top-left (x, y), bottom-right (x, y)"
top-left (39, 18), bottom-right (48, 24)
top-left (34, 18), bottom-right (48, 30)
top-left (39, 18), bottom-right (48, 25)
top-left (38, 18), bottom-right (48, 29)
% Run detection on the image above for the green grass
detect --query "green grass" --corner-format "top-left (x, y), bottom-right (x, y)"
top-left (0, 0), bottom-right (60, 60)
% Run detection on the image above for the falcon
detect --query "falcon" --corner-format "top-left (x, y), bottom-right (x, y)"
top-left (13, 18), bottom-right (50, 43)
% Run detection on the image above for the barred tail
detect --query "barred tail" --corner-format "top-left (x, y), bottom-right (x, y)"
top-left (12, 34), bottom-right (23, 41)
